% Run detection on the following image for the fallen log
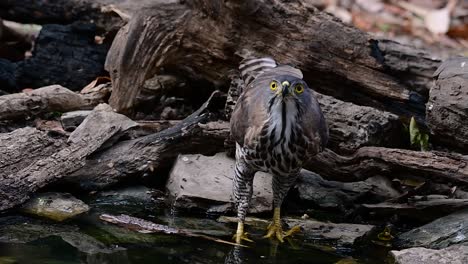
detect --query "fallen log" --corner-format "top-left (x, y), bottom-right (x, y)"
top-left (0, 104), bottom-right (137, 210)
top-left (0, 84), bottom-right (110, 120)
top-left (105, 0), bottom-right (440, 117)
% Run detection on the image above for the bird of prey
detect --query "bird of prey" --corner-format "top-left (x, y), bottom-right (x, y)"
top-left (230, 57), bottom-right (328, 244)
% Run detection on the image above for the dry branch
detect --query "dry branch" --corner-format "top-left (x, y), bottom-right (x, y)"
top-left (100, 213), bottom-right (242, 247)
top-left (0, 85), bottom-right (109, 120)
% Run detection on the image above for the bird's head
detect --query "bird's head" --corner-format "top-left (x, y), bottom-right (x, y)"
top-left (268, 75), bottom-right (309, 102)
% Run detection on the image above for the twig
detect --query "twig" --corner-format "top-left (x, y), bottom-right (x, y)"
top-left (99, 214), bottom-right (246, 247)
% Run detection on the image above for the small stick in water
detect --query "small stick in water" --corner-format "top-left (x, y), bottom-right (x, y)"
top-left (99, 213), bottom-right (247, 247)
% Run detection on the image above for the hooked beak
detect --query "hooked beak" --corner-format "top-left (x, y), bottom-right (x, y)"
top-left (281, 81), bottom-right (290, 97)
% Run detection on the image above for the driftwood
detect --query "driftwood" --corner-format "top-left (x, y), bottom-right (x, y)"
top-left (100, 213), bottom-right (242, 247)
top-left (105, 0), bottom-right (439, 117)
top-left (15, 23), bottom-right (109, 91)
top-left (0, 104), bottom-right (137, 210)
top-left (427, 57), bottom-right (468, 152)
top-left (0, 84), bottom-right (110, 120)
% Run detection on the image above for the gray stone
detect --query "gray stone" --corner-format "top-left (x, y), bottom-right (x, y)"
top-left (395, 208), bottom-right (468, 249)
top-left (21, 192), bottom-right (89, 221)
top-left (295, 172), bottom-right (400, 210)
top-left (60, 110), bottom-right (91, 131)
top-left (286, 218), bottom-right (374, 246)
top-left (88, 185), bottom-right (164, 215)
top-left (390, 244), bottom-right (468, 264)
top-left (166, 153), bottom-right (273, 213)
top-left (427, 57), bottom-right (468, 150)
top-left (0, 216), bottom-right (114, 254)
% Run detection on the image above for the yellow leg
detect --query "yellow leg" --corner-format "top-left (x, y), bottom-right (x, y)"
top-left (232, 221), bottom-right (254, 244)
top-left (263, 207), bottom-right (301, 242)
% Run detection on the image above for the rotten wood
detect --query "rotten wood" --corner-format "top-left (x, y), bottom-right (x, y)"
top-left (0, 84), bottom-right (110, 120)
top-left (105, 0), bottom-right (440, 117)
top-left (0, 104), bottom-right (137, 210)
top-left (99, 213), bottom-right (242, 247)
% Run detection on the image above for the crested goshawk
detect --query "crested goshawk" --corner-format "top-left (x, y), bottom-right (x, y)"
top-left (230, 57), bottom-right (328, 244)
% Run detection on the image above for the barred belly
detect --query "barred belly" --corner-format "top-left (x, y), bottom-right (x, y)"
top-left (239, 125), bottom-right (307, 176)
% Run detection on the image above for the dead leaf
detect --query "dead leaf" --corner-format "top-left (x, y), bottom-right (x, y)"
top-left (81, 76), bottom-right (111, 94)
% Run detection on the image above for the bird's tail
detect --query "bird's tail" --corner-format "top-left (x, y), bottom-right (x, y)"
top-left (239, 57), bottom-right (277, 85)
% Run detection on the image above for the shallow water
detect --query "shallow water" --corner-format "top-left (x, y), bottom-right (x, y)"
top-left (0, 188), bottom-right (392, 264)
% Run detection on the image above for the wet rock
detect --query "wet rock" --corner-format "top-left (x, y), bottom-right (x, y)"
top-left (86, 185), bottom-right (164, 216)
top-left (166, 153), bottom-right (273, 214)
top-left (21, 192), bottom-right (89, 221)
top-left (0, 215), bottom-right (115, 254)
top-left (218, 216), bottom-right (374, 247)
top-left (395, 208), bottom-right (468, 249)
top-left (60, 110), bottom-right (91, 131)
top-left (294, 172), bottom-right (400, 211)
top-left (286, 218), bottom-right (374, 247)
top-left (390, 244), bottom-right (468, 264)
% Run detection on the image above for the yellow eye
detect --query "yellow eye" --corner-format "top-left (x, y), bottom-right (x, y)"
top-left (295, 84), bottom-right (304, 94)
top-left (270, 81), bottom-right (278, 91)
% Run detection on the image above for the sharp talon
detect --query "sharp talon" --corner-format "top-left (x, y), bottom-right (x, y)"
top-left (233, 223), bottom-right (254, 244)
top-left (263, 223), bottom-right (301, 243)
top-left (284, 225), bottom-right (301, 237)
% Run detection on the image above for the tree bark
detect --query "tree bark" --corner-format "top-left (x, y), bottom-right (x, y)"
top-left (105, 0), bottom-right (440, 118)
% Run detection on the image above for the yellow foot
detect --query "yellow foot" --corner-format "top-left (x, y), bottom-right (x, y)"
top-left (263, 223), bottom-right (301, 243)
top-left (233, 222), bottom-right (254, 244)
